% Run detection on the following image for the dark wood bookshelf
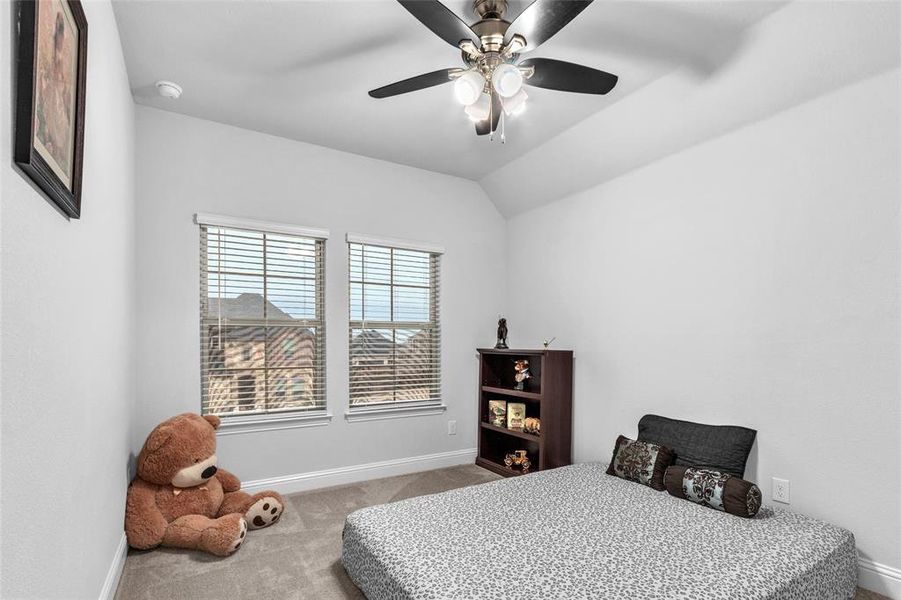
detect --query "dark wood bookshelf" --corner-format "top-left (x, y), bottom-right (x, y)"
top-left (476, 348), bottom-right (573, 477)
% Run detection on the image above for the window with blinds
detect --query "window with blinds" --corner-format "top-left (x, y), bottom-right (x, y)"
top-left (200, 221), bottom-right (326, 417)
top-left (348, 240), bottom-right (441, 407)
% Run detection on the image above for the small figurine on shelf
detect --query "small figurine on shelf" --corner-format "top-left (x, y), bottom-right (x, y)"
top-left (504, 450), bottom-right (531, 473)
top-left (513, 359), bottom-right (531, 391)
top-left (495, 317), bottom-right (508, 349)
top-left (523, 417), bottom-right (541, 436)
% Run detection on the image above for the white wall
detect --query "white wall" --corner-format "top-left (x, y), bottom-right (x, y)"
top-left (0, 1), bottom-right (136, 598)
top-left (134, 106), bottom-right (505, 482)
top-left (505, 68), bottom-right (900, 579)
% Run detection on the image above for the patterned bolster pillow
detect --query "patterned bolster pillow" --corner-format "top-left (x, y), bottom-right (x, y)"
top-left (606, 435), bottom-right (674, 491)
top-left (664, 465), bottom-right (762, 518)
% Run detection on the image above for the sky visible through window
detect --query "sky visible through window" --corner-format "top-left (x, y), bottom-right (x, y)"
top-left (206, 229), bottom-right (319, 321)
top-left (206, 233), bottom-right (432, 342)
top-left (349, 243), bottom-right (432, 343)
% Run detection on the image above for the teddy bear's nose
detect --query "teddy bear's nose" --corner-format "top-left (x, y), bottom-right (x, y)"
top-left (201, 465), bottom-right (217, 479)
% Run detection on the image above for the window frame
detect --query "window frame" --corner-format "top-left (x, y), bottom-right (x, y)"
top-left (195, 213), bottom-right (332, 433)
top-left (345, 233), bottom-right (445, 421)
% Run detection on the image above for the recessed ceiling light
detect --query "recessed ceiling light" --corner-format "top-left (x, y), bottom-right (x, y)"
top-left (155, 80), bottom-right (183, 99)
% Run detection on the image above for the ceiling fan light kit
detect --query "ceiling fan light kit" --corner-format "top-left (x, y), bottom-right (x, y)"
top-left (492, 63), bottom-right (523, 98)
top-left (455, 70), bottom-right (487, 105)
top-left (465, 93), bottom-right (492, 121)
top-left (368, 0), bottom-right (618, 139)
top-left (503, 88), bottom-right (528, 116)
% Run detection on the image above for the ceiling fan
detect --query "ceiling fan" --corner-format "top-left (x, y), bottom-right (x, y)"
top-left (368, 0), bottom-right (618, 138)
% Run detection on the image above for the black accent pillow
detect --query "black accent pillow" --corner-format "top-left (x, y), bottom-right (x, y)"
top-left (637, 414), bottom-right (756, 478)
top-left (664, 465), bottom-right (762, 518)
top-left (606, 435), bottom-right (674, 491)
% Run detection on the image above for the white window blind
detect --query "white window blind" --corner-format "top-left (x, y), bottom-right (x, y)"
top-left (199, 221), bottom-right (326, 417)
top-left (348, 240), bottom-right (441, 407)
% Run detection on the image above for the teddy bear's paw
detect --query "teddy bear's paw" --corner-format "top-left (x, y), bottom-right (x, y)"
top-left (246, 496), bottom-right (283, 529)
top-left (227, 518), bottom-right (248, 554)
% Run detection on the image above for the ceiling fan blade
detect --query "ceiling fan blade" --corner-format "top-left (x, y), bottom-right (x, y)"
top-left (520, 58), bottom-right (618, 94)
top-left (397, 1), bottom-right (478, 49)
top-left (368, 69), bottom-right (458, 99)
top-left (490, 90), bottom-right (502, 132)
top-left (504, 0), bottom-right (593, 52)
top-left (474, 91), bottom-right (503, 136)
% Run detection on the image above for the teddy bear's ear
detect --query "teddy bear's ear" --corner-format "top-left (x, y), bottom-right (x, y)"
top-left (203, 415), bottom-right (221, 430)
top-left (144, 424), bottom-right (172, 453)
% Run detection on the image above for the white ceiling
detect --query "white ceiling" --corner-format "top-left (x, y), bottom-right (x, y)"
top-left (112, 1), bottom-right (899, 216)
top-left (112, 0), bottom-right (782, 183)
top-left (483, 0), bottom-right (901, 216)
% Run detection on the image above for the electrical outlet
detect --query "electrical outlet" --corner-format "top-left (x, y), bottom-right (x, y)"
top-left (772, 477), bottom-right (790, 504)
top-left (447, 420), bottom-right (457, 435)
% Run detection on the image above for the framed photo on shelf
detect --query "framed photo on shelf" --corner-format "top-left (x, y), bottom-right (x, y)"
top-left (507, 402), bottom-right (526, 430)
top-left (488, 400), bottom-right (507, 427)
top-left (14, 0), bottom-right (88, 218)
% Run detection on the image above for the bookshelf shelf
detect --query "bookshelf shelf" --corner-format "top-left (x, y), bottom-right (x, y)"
top-left (480, 421), bottom-right (542, 443)
top-left (480, 385), bottom-right (542, 401)
top-left (475, 456), bottom-right (528, 478)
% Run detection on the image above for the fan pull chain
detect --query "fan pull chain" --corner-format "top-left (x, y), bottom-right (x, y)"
top-left (501, 111), bottom-right (506, 144)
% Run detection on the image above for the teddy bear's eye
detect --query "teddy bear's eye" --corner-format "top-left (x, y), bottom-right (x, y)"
top-left (194, 458), bottom-right (201, 464)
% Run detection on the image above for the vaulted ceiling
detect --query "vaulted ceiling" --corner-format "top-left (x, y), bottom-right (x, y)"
top-left (113, 1), bottom-right (899, 216)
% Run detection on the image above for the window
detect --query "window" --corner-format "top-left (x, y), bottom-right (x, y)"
top-left (199, 216), bottom-right (327, 418)
top-left (348, 236), bottom-right (441, 407)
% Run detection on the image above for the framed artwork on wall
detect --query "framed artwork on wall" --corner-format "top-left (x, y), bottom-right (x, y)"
top-left (14, 0), bottom-right (87, 219)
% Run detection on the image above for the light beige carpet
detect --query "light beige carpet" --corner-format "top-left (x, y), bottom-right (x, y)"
top-left (114, 465), bottom-right (888, 600)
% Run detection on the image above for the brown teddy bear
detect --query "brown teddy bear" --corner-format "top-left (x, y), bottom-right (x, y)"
top-left (125, 413), bottom-right (285, 556)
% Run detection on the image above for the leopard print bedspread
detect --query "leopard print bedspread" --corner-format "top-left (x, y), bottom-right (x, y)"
top-left (341, 463), bottom-right (857, 600)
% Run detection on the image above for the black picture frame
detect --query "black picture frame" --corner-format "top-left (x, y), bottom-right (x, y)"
top-left (13, 0), bottom-right (88, 219)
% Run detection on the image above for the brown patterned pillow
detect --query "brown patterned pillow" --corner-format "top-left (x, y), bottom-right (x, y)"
top-left (664, 465), bottom-right (762, 518)
top-left (605, 435), bottom-right (674, 491)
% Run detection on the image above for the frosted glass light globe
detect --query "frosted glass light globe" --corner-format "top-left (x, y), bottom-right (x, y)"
top-left (465, 93), bottom-right (491, 121)
top-left (492, 63), bottom-right (523, 98)
top-left (503, 89), bottom-right (528, 116)
top-left (454, 71), bottom-right (486, 106)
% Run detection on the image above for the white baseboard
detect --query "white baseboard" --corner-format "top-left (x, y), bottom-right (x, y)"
top-left (860, 558), bottom-right (901, 599)
top-left (242, 447), bottom-right (478, 496)
top-left (99, 532), bottom-right (128, 600)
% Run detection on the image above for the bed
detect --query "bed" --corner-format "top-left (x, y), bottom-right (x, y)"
top-left (342, 463), bottom-right (857, 600)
